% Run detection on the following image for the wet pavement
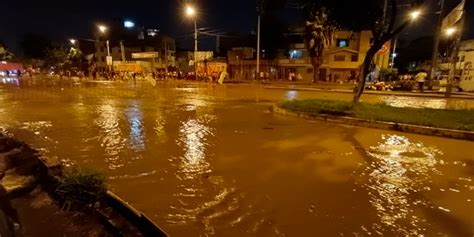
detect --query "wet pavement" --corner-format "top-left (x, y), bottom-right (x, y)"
top-left (0, 78), bottom-right (473, 236)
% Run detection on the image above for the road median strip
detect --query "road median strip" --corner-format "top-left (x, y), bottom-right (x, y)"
top-left (274, 99), bottom-right (474, 141)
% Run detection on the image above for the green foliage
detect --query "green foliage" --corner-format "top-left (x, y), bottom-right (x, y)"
top-left (55, 167), bottom-right (107, 208)
top-left (281, 99), bottom-right (352, 115)
top-left (0, 41), bottom-right (13, 60)
top-left (305, 7), bottom-right (335, 59)
top-left (281, 99), bottom-right (474, 131)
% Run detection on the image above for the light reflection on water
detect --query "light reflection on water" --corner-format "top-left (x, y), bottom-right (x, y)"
top-left (382, 96), bottom-right (447, 109)
top-left (362, 134), bottom-right (442, 235)
top-left (126, 101), bottom-right (145, 152)
top-left (178, 118), bottom-right (212, 177)
top-left (95, 99), bottom-right (126, 169)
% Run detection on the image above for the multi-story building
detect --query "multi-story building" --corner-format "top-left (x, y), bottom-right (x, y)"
top-left (278, 29), bottom-right (391, 81)
top-left (223, 28), bottom-right (391, 81)
top-left (94, 20), bottom-right (176, 72)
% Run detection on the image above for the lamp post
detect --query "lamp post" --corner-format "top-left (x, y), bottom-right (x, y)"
top-left (185, 5), bottom-right (198, 79)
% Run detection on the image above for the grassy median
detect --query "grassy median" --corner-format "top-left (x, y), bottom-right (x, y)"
top-left (280, 99), bottom-right (474, 131)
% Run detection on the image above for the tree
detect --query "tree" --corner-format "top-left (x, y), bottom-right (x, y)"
top-left (297, 0), bottom-right (422, 103)
top-left (304, 6), bottom-right (335, 82)
top-left (19, 33), bottom-right (51, 59)
top-left (0, 41), bottom-right (13, 60)
top-left (352, 0), bottom-right (423, 103)
top-left (45, 44), bottom-right (70, 68)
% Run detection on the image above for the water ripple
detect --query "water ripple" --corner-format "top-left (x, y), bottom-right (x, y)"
top-left (361, 134), bottom-right (442, 236)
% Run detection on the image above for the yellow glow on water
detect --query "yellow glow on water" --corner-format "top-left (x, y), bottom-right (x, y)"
top-left (95, 99), bottom-right (125, 169)
top-left (179, 119), bottom-right (210, 174)
top-left (126, 101), bottom-right (145, 152)
top-left (363, 134), bottom-right (442, 235)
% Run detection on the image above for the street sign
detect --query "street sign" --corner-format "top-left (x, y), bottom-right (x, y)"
top-left (132, 52), bottom-right (159, 59)
top-left (106, 56), bottom-right (113, 66)
top-left (195, 51), bottom-right (214, 61)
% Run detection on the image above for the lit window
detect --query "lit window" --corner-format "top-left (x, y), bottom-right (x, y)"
top-left (337, 39), bottom-right (349, 48)
top-left (289, 50), bottom-right (303, 59)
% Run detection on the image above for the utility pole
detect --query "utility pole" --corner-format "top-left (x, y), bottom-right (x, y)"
top-left (446, 4), bottom-right (466, 98)
top-left (429, 0), bottom-right (445, 90)
top-left (106, 40), bottom-right (112, 71)
top-left (390, 36), bottom-right (398, 69)
top-left (383, 0), bottom-right (388, 21)
top-left (120, 41), bottom-right (125, 62)
top-left (194, 20), bottom-right (198, 79)
top-left (256, 15), bottom-right (261, 81)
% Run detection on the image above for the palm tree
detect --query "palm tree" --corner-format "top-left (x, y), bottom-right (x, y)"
top-left (304, 7), bottom-right (334, 82)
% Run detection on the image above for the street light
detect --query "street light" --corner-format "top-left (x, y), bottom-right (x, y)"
top-left (98, 25), bottom-right (107, 33)
top-left (185, 5), bottom-right (196, 17)
top-left (185, 5), bottom-right (198, 78)
top-left (124, 20), bottom-right (135, 28)
top-left (69, 39), bottom-right (77, 45)
top-left (410, 10), bottom-right (421, 20)
top-left (445, 27), bottom-right (457, 37)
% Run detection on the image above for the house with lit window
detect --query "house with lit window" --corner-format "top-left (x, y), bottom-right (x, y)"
top-left (278, 28), bottom-right (391, 81)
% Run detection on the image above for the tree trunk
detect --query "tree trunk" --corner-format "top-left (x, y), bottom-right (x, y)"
top-left (311, 57), bottom-right (320, 83)
top-left (353, 47), bottom-right (378, 103)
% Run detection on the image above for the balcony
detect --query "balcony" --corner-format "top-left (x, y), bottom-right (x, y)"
top-left (278, 58), bottom-right (311, 66)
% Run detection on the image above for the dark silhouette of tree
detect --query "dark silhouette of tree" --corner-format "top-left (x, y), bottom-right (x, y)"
top-left (304, 6), bottom-right (335, 82)
top-left (45, 44), bottom-right (70, 68)
top-left (0, 41), bottom-right (13, 60)
top-left (19, 33), bottom-right (52, 59)
top-left (295, 0), bottom-right (422, 103)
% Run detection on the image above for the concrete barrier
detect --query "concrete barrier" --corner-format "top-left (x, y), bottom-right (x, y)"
top-left (104, 191), bottom-right (168, 236)
top-left (274, 106), bottom-right (474, 141)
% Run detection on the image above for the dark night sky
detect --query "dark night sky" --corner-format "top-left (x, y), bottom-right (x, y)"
top-left (0, 0), bottom-right (468, 54)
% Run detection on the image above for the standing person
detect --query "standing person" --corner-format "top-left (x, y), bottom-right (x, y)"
top-left (415, 70), bottom-right (428, 92)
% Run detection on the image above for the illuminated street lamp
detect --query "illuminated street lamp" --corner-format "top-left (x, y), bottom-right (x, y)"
top-left (124, 20), bottom-right (135, 28)
top-left (98, 25), bottom-right (107, 34)
top-left (445, 27), bottom-right (457, 37)
top-left (69, 39), bottom-right (77, 45)
top-left (185, 6), bottom-right (195, 17)
top-left (185, 5), bottom-right (198, 78)
top-left (410, 10), bottom-right (421, 20)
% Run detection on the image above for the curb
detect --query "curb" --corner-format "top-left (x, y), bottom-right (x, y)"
top-left (0, 134), bottom-right (169, 236)
top-left (273, 106), bottom-right (474, 141)
top-left (265, 86), bottom-right (474, 100)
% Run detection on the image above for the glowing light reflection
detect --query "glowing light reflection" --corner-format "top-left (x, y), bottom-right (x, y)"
top-left (95, 99), bottom-right (126, 169)
top-left (363, 134), bottom-right (442, 235)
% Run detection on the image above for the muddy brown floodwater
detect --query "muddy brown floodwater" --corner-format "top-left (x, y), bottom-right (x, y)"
top-left (0, 78), bottom-right (473, 236)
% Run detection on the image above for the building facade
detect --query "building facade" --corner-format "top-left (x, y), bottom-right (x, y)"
top-left (224, 29), bottom-right (391, 82)
top-left (278, 30), bottom-right (391, 82)
top-left (94, 23), bottom-right (176, 72)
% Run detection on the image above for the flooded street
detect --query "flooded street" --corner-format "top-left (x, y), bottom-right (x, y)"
top-left (0, 79), bottom-right (473, 236)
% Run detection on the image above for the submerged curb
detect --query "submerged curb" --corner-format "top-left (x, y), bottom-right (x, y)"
top-left (265, 86), bottom-right (474, 100)
top-left (273, 105), bottom-right (474, 141)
